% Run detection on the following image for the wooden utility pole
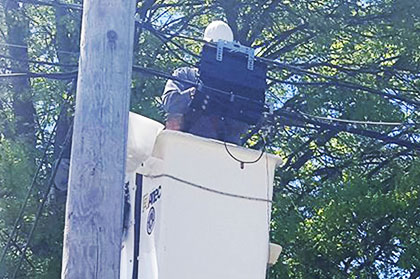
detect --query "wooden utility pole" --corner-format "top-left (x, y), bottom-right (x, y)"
top-left (61, 0), bottom-right (136, 276)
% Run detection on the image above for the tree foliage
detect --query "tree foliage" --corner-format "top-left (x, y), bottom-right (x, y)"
top-left (0, 0), bottom-right (419, 278)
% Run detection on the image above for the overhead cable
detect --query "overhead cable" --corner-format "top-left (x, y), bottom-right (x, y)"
top-left (141, 25), bottom-right (420, 108)
top-left (0, 42), bottom-right (79, 56)
top-left (0, 71), bottom-right (77, 80)
top-left (14, 0), bottom-right (82, 10)
top-left (133, 65), bottom-right (419, 150)
top-left (275, 109), bottom-right (420, 151)
top-left (133, 65), bottom-right (263, 106)
top-left (10, 122), bottom-right (73, 279)
top-left (144, 174), bottom-right (272, 203)
top-left (0, 123), bottom-right (58, 268)
top-left (0, 64), bottom-right (414, 129)
top-left (0, 54), bottom-right (78, 68)
top-left (300, 112), bottom-right (410, 127)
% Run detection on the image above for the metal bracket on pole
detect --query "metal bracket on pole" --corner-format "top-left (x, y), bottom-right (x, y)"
top-left (216, 40), bottom-right (224, 62)
top-left (246, 47), bottom-right (254, 71)
top-left (215, 40), bottom-right (255, 70)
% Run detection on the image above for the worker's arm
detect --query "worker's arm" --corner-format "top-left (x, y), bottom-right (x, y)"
top-left (162, 67), bottom-right (198, 114)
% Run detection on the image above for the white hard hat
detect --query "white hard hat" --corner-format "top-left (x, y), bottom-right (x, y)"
top-left (203, 21), bottom-right (234, 42)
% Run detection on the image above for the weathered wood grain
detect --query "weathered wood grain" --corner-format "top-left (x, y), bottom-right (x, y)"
top-left (61, 0), bottom-right (136, 277)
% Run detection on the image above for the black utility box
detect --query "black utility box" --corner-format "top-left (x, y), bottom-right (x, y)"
top-left (190, 43), bottom-right (267, 125)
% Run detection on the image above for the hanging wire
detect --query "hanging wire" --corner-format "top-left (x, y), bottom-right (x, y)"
top-left (144, 173), bottom-right (272, 203)
top-left (0, 71), bottom-right (77, 79)
top-left (0, 57), bottom-right (417, 130)
top-left (10, 121), bottom-right (73, 279)
top-left (139, 23), bottom-right (420, 108)
top-left (0, 14), bottom-right (417, 126)
top-left (0, 230), bottom-right (35, 269)
top-left (0, 47), bottom-right (418, 150)
top-left (224, 139), bottom-right (266, 169)
top-left (1, 4), bottom-right (418, 107)
top-left (0, 42), bottom-right (80, 56)
top-left (0, 122), bottom-right (58, 268)
top-left (132, 65), bottom-right (418, 128)
top-left (13, 0), bottom-right (83, 10)
top-left (0, 54), bottom-right (78, 68)
top-left (299, 112), bottom-right (411, 127)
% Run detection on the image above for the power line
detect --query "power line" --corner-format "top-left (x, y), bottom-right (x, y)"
top-left (300, 112), bottom-right (410, 127)
top-left (0, 54), bottom-right (78, 68)
top-left (0, 71), bottom-right (77, 80)
top-left (133, 65), bottom-right (263, 106)
top-left (142, 25), bottom-right (420, 108)
top-left (10, 122), bottom-right (73, 279)
top-left (0, 62), bottom-right (416, 129)
top-left (0, 230), bottom-right (35, 269)
top-left (1, 8), bottom-right (418, 108)
top-left (3, 3), bottom-right (418, 107)
top-left (133, 64), bottom-right (420, 150)
top-left (0, 42), bottom-right (79, 56)
top-left (144, 174), bottom-right (272, 203)
top-left (266, 75), bottom-right (420, 108)
top-left (132, 65), bottom-right (418, 127)
top-left (0, 122), bottom-right (58, 268)
top-left (14, 0), bottom-right (83, 10)
top-left (274, 109), bottom-right (420, 151)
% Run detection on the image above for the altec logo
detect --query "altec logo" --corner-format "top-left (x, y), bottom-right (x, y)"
top-left (147, 207), bottom-right (156, 235)
top-left (142, 185), bottom-right (162, 212)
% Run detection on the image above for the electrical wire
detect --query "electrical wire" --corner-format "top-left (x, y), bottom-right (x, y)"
top-left (144, 174), bottom-right (272, 203)
top-left (10, 122), bottom-right (73, 279)
top-left (0, 42), bottom-right (79, 56)
top-left (275, 109), bottom-right (420, 151)
top-left (300, 112), bottom-right (410, 127)
top-left (14, 0), bottom-right (83, 10)
top-left (133, 65), bottom-right (265, 106)
top-left (2, 4), bottom-right (418, 107)
top-left (0, 71), bottom-right (77, 80)
top-left (133, 65), bottom-right (418, 128)
top-left (0, 54), bottom-right (78, 68)
top-left (223, 140), bottom-right (266, 169)
top-left (0, 58), bottom-right (416, 129)
top-left (0, 231), bottom-right (35, 269)
top-left (0, 11), bottom-right (418, 108)
top-left (0, 122), bottom-right (58, 268)
top-left (142, 25), bottom-right (420, 108)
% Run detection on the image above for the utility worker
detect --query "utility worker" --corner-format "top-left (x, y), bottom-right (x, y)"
top-left (162, 21), bottom-right (248, 144)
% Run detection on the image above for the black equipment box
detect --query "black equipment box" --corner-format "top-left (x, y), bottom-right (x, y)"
top-left (190, 42), bottom-right (267, 125)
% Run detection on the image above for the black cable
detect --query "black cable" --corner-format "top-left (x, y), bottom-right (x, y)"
top-left (1, 60), bottom-right (415, 131)
top-left (223, 135), bottom-right (266, 169)
top-left (1, 50), bottom-right (417, 138)
top-left (0, 71), bottom-right (77, 80)
top-left (133, 65), bottom-right (266, 107)
top-left (144, 25), bottom-right (420, 108)
top-left (0, 122), bottom-right (58, 268)
top-left (14, 0), bottom-right (82, 10)
top-left (10, 121), bottom-right (73, 279)
top-left (275, 109), bottom-right (420, 151)
top-left (0, 231), bottom-right (35, 269)
top-left (0, 54), bottom-right (78, 68)
top-left (135, 64), bottom-right (420, 151)
top-left (145, 174), bottom-right (272, 203)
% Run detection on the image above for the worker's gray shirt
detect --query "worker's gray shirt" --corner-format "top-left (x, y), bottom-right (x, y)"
top-left (162, 67), bottom-right (198, 114)
top-left (162, 67), bottom-right (247, 144)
